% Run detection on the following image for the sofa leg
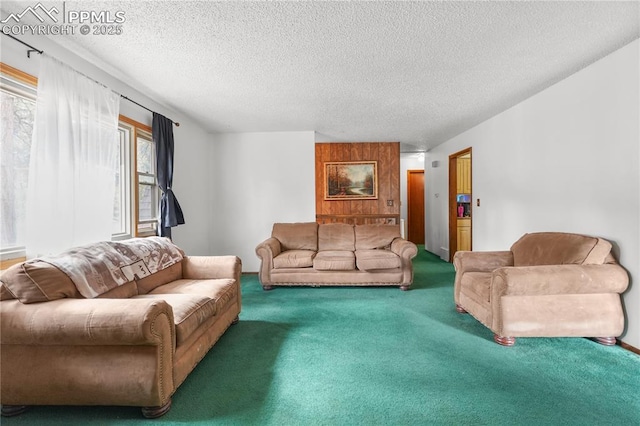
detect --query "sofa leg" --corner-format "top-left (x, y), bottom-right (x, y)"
top-left (594, 337), bottom-right (617, 346)
top-left (1, 405), bottom-right (28, 417)
top-left (455, 304), bottom-right (467, 314)
top-left (231, 316), bottom-right (240, 325)
top-left (399, 285), bottom-right (410, 291)
top-left (494, 334), bottom-right (516, 346)
top-left (262, 285), bottom-right (273, 291)
top-left (142, 399), bottom-right (172, 418)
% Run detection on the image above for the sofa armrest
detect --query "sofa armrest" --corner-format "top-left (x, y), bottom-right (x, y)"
top-left (255, 237), bottom-right (282, 286)
top-left (491, 264), bottom-right (629, 298)
top-left (0, 298), bottom-right (174, 346)
top-left (390, 238), bottom-right (418, 286)
top-left (182, 255), bottom-right (242, 283)
top-left (453, 250), bottom-right (513, 273)
top-left (255, 237), bottom-right (282, 261)
top-left (453, 251), bottom-right (513, 304)
top-left (391, 238), bottom-right (418, 259)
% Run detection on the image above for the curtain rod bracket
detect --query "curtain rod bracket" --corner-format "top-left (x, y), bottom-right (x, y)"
top-left (3, 33), bottom-right (44, 57)
top-left (27, 49), bottom-right (42, 59)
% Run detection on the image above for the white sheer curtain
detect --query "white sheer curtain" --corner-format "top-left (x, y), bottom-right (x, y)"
top-left (25, 55), bottom-right (120, 257)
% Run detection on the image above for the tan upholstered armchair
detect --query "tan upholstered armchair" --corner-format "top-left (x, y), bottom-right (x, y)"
top-left (453, 232), bottom-right (628, 346)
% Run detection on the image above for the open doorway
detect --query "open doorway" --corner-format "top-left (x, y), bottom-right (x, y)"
top-left (448, 148), bottom-right (472, 262)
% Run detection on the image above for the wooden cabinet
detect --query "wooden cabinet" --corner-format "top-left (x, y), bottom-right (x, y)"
top-left (457, 218), bottom-right (471, 251)
top-left (456, 156), bottom-right (471, 194)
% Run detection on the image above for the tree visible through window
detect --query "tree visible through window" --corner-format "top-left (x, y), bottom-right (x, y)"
top-left (136, 131), bottom-right (158, 235)
top-left (0, 81), bottom-right (35, 252)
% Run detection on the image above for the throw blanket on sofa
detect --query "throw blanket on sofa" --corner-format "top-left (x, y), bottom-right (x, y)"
top-left (42, 237), bottom-right (184, 298)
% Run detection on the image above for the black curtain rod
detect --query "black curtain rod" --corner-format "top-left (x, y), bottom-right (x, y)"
top-left (120, 95), bottom-right (180, 127)
top-left (5, 34), bottom-right (43, 58)
top-left (3, 33), bottom-right (180, 127)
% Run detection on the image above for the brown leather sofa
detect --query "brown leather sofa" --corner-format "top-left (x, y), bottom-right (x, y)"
top-left (256, 222), bottom-right (418, 290)
top-left (0, 237), bottom-right (242, 418)
top-left (453, 232), bottom-right (628, 346)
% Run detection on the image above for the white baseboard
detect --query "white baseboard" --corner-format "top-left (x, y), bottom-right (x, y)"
top-left (440, 247), bottom-right (449, 261)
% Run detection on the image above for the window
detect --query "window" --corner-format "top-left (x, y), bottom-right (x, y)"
top-left (0, 65), bottom-right (36, 260)
top-left (118, 116), bottom-right (159, 237)
top-left (135, 128), bottom-right (158, 236)
top-left (0, 63), bottom-right (158, 259)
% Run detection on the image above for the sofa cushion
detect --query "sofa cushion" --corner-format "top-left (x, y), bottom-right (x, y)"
top-left (511, 232), bottom-right (612, 267)
top-left (149, 278), bottom-right (238, 318)
top-left (134, 293), bottom-right (217, 346)
top-left (355, 224), bottom-right (401, 250)
top-left (273, 250), bottom-right (316, 269)
top-left (272, 222), bottom-right (318, 251)
top-left (313, 250), bottom-right (356, 271)
top-left (583, 239), bottom-right (614, 265)
top-left (318, 223), bottom-right (355, 251)
top-left (0, 260), bottom-right (81, 304)
top-left (97, 281), bottom-right (139, 299)
top-left (136, 262), bottom-right (183, 295)
top-left (355, 249), bottom-right (401, 271)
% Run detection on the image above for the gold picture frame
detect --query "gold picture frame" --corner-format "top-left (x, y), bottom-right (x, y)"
top-left (324, 161), bottom-right (378, 200)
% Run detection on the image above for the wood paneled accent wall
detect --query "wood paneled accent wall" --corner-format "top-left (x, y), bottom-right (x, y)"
top-left (315, 142), bottom-right (400, 225)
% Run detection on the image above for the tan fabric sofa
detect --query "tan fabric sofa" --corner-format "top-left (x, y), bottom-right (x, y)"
top-left (255, 222), bottom-right (418, 290)
top-left (453, 232), bottom-right (628, 346)
top-left (0, 237), bottom-right (242, 418)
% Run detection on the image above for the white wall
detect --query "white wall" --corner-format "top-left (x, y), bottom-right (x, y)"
top-left (425, 40), bottom-right (640, 347)
top-left (0, 33), bottom-right (213, 256)
top-left (170, 124), bottom-right (216, 255)
top-left (210, 131), bottom-right (316, 272)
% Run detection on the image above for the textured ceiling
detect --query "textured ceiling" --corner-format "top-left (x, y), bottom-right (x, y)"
top-left (2, 1), bottom-right (639, 151)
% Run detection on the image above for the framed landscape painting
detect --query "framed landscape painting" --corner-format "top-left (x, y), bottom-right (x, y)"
top-left (324, 161), bottom-right (378, 200)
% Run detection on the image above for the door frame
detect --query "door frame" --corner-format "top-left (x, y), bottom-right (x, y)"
top-left (448, 147), bottom-right (472, 262)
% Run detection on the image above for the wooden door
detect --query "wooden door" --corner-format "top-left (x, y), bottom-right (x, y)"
top-left (407, 170), bottom-right (425, 244)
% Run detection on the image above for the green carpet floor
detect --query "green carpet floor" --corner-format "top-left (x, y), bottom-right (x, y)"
top-left (4, 248), bottom-right (640, 425)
